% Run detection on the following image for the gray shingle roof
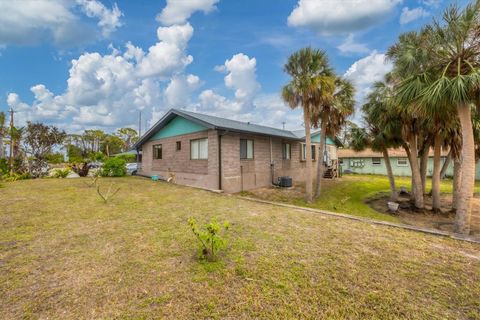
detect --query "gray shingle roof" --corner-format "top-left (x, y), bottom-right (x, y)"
top-left (134, 108), bottom-right (308, 148)
top-left (175, 109), bottom-right (300, 139)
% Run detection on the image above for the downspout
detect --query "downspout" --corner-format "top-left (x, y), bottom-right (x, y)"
top-left (218, 131), bottom-right (222, 190)
top-left (270, 137), bottom-right (275, 185)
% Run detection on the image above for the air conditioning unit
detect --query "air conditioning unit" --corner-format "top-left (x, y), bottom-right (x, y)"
top-left (278, 176), bottom-right (292, 188)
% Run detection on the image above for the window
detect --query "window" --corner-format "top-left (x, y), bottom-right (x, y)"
top-left (153, 144), bottom-right (162, 159)
top-left (397, 158), bottom-right (408, 166)
top-left (240, 139), bottom-right (254, 159)
top-left (372, 157), bottom-right (381, 165)
top-left (282, 143), bottom-right (291, 160)
top-left (176, 141), bottom-right (181, 151)
top-left (191, 138), bottom-right (208, 159)
top-left (339, 158), bottom-right (344, 165)
top-left (301, 144), bottom-right (316, 161)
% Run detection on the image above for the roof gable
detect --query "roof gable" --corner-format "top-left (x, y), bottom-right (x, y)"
top-left (311, 132), bottom-right (335, 145)
top-left (149, 116), bottom-right (207, 141)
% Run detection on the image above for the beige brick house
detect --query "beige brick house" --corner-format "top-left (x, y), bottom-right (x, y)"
top-left (134, 109), bottom-right (338, 193)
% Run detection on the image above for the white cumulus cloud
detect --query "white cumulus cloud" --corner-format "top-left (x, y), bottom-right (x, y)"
top-left (221, 53), bottom-right (260, 103)
top-left (156, 0), bottom-right (219, 26)
top-left (0, 0), bottom-right (123, 47)
top-left (400, 7), bottom-right (429, 25)
top-left (344, 51), bottom-right (393, 120)
top-left (287, 0), bottom-right (402, 35)
top-left (137, 23), bottom-right (194, 78)
top-left (164, 74), bottom-right (202, 108)
top-left (337, 34), bottom-right (369, 55)
top-left (77, 0), bottom-right (123, 37)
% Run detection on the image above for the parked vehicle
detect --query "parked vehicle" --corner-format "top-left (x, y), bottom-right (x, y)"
top-left (126, 162), bottom-right (138, 175)
top-left (88, 161), bottom-right (103, 169)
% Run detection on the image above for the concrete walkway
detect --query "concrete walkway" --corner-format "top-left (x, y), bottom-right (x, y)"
top-left (239, 196), bottom-right (480, 244)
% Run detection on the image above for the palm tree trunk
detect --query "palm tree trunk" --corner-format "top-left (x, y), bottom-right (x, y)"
top-left (404, 145), bottom-right (416, 201)
top-left (432, 132), bottom-right (442, 212)
top-left (455, 104), bottom-right (474, 235)
top-left (382, 148), bottom-right (397, 201)
top-left (314, 119), bottom-right (327, 198)
top-left (420, 142), bottom-right (430, 195)
top-left (407, 135), bottom-right (424, 209)
top-left (303, 108), bottom-right (313, 203)
top-left (440, 149), bottom-right (452, 179)
top-left (452, 157), bottom-right (461, 211)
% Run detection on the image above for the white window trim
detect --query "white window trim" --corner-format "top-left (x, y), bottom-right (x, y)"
top-left (301, 143), bottom-right (316, 161)
top-left (397, 158), bottom-right (408, 167)
top-left (372, 157), bottom-right (381, 166)
top-left (240, 139), bottom-right (254, 160)
top-left (282, 143), bottom-right (291, 160)
top-left (190, 138), bottom-right (208, 160)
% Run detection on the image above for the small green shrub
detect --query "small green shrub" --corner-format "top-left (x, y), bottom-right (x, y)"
top-left (188, 217), bottom-right (230, 261)
top-left (0, 158), bottom-right (8, 176)
top-left (92, 152), bottom-right (106, 162)
top-left (2, 172), bottom-right (31, 182)
top-left (52, 168), bottom-right (70, 178)
top-left (100, 158), bottom-right (126, 177)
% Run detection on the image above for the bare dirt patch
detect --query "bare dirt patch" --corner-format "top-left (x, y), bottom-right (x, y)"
top-left (366, 193), bottom-right (480, 239)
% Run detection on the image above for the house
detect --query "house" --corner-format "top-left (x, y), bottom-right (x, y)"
top-left (338, 148), bottom-right (480, 180)
top-left (134, 109), bottom-right (338, 193)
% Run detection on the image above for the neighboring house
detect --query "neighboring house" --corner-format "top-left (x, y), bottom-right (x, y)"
top-left (134, 109), bottom-right (338, 193)
top-left (338, 148), bottom-right (480, 180)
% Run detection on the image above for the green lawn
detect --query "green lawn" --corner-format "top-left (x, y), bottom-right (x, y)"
top-left (244, 174), bottom-right (480, 223)
top-left (1, 177), bottom-right (479, 319)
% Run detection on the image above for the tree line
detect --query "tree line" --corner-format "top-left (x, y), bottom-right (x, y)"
top-left (0, 116), bottom-right (139, 178)
top-left (282, 1), bottom-right (480, 235)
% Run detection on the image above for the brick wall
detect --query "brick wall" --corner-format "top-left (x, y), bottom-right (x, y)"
top-left (140, 129), bottom-right (326, 193)
top-left (139, 130), bottom-right (219, 190)
top-left (220, 132), bottom-right (322, 193)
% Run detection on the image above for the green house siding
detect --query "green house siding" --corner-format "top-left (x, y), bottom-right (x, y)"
top-left (149, 116), bottom-right (207, 140)
top-left (340, 156), bottom-right (480, 180)
top-left (311, 132), bottom-right (335, 145)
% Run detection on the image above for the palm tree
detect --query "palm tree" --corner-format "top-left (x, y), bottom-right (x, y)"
top-left (312, 77), bottom-right (354, 198)
top-left (282, 48), bottom-right (334, 202)
top-left (354, 81), bottom-right (402, 201)
top-left (413, 2), bottom-right (479, 233)
top-left (387, 31), bottom-right (432, 210)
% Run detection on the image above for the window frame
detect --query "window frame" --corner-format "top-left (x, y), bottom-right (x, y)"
top-left (372, 157), bottom-right (381, 166)
top-left (153, 144), bottom-right (162, 160)
top-left (240, 139), bottom-right (254, 160)
top-left (190, 138), bottom-right (208, 160)
top-left (301, 143), bottom-right (316, 161)
top-left (397, 158), bottom-right (408, 167)
top-left (176, 141), bottom-right (181, 151)
top-left (282, 143), bottom-right (291, 160)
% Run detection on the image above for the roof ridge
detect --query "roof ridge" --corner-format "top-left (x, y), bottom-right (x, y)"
top-left (174, 108), bottom-right (295, 134)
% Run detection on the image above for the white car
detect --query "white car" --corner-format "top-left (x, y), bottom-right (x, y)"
top-left (126, 163), bottom-right (138, 175)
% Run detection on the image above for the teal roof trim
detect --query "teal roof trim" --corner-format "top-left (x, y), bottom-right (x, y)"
top-left (311, 132), bottom-right (335, 145)
top-left (149, 116), bottom-right (207, 140)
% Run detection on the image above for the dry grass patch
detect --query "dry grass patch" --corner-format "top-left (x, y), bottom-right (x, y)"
top-left (0, 177), bottom-right (479, 319)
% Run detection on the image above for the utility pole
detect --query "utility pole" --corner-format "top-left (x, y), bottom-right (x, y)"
top-left (8, 107), bottom-right (14, 173)
top-left (282, 122), bottom-right (286, 130)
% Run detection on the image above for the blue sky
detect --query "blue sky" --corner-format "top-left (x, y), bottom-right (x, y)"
top-left (0, 0), bottom-right (469, 133)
